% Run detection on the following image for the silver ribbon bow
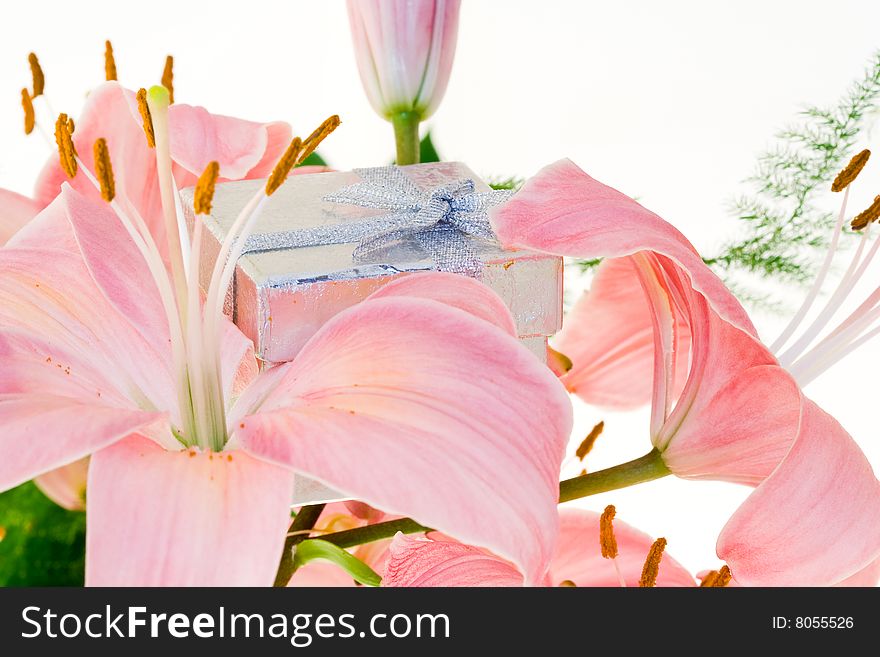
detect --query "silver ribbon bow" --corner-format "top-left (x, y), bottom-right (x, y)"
top-left (242, 165), bottom-right (513, 277)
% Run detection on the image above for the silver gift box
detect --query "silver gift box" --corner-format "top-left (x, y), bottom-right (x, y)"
top-left (182, 162), bottom-right (563, 366)
top-left (181, 162), bottom-right (563, 504)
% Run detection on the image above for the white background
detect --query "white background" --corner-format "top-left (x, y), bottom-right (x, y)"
top-left (2, 0), bottom-right (880, 579)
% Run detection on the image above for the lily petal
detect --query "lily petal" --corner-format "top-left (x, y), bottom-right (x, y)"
top-left (549, 508), bottom-right (695, 587)
top-left (489, 158), bottom-right (755, 335)
top-left (0, 394), bottom-right (160, 492)
top-left (34, 457), bottom-right (90, 511)
top-left (167, 104), bottom-right (292, 181)
top-left (86, 435), bottom-right (295, 586)
top-left (718, 400), bottom-right (880, 586)
top-left (556, 258), bottom-right (690, 408)
top-left (234, 289), bottom-right (572, 584)
top-left (0, 188), bottom-right (41, 245)
top-left (366, 271), bottom-right (517, 336)
top-left (383, 533), bottom-right (524, 587)
top-left (2, 190), bottom-right (177, 415)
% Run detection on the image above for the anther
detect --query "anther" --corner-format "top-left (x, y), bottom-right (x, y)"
top-left (194, 161), bottom-right (220, 215)
top-left (54, 113), bottom-right (77, 178)
top-left (136, 88), bottom-right (156, 148)
top-left (599, 504), bottom-right (618, 559)
top-left (638, 537), bottom-right (666, 588)
top-left (21, 88), bottom-right (35, 135)
top-left (162, 55), bottom-right (174, 104)
top-left (265, 137), bottom-right (303, 196)
top-left (28, 53), bottom-right (45, 97)
top-left (93, 138), bottom-right (115, 202)
top-left (299, 115), bottom-right (341, 163)
top-left (851, 195), bottom-right (880, 231)
top-left (832, 149), bottom-right (870, 193)
top-left (105, 40), bottom-right (118, 81)
top-left (700, 565), bottom-right (732, 588)
top-left (558, 580), bottom-right (577, 587)
top-left (576, 421), bottom-right (604, 460)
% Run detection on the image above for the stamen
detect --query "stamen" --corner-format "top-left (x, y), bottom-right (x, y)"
top-left (638, 537), bottom-right (666, 588)
top-left (136, 88), bottom-right (156, 148)
top-left (93, 138), bottom-right (115, 202)
top-left (832, 149), bottom-right (870, 192)
top-left (194, 161), bottom-right (220, 215)
top-left (28, 52), bottom-right (45, 97)
top-left (54, 113), bottom-right (77, 178)
top-left (700, 565), bottom-right (732, 588)
top-left (265, 137), bottom-right (303, 195)
top-left (161, 55), bottom-right (174, 104)
top-left (576, 421), bottom-right (604, 460)
top-left (21, 88), bottom-right (35, 135)
top-left (558, 580), bottom-right (577, 587)
top-left (104, 40), bottom-right (117, 81)
top-left (851, 195), bottom-right (880, 231)
top-left (299, 114), bottom-right (341, 163)
top-left (599, 504), bottom-right (618, 559)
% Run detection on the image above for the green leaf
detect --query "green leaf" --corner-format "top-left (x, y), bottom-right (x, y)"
top-left (298, 151), bottom-right (327, 167)
top-left (419, 131), bottom-right (441, 163)
top-left (292, 539), bottom-right (382, 587)
top-left (487, 176), bottom-right (524, 191)
top-left (710, 50), bottom-right (880, 299)
top-left (0, 481), bottom-right (86, 586)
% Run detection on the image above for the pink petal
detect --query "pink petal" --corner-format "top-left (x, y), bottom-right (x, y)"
top-left (2, 190), bottom-right (177, 415)
top-left (661, 364), bottom-right (801, 485)
top-left (86, 435), bottom-right (295, 586)
top-left (34, 83), bottom-right (167, 248)
top-left (0, 394), bottom-right (160, 493)
top-left (168, 104), bottom-right (292, 180)
top-left (835, 557), bottom-right (880, 587)
top-left (489, 159), bottom-right (756, 336)
top-left (556, 258), bottom-right (690, 408)
top-left (718, 400), bottom-right (880, 586)
top-left (549, 508), bottom-right (695, 587)
top-left (234, 292), bottom-right (572, 584)
top-left (366, 271), bottom-right (517, 336)
top-left (653, 278), bottom-right (800, 485)
top-left (219, 313), bottom-right (258, 401)
top-left (57, 185), bottom-right (171, 366)
top-left (383, 533), bottom-right (524, 587)
top-left (0, 188), bottom-right (41, 245)
top-left (34, 457), bottom-right (90, 511)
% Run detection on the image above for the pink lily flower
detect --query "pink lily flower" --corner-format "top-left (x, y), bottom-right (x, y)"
top-left (32, 81), bottom-right (293, 260)
top-left (0, 86), bottom-right (571, 586)
top-left (2, 80), bottom-right (299, 510)
top-left (382, 507), bottom-right (695, 587)
top-left (489, 159), bottom-right (880, 586)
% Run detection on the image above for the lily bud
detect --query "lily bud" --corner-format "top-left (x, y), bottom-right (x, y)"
top-left (347, 0), bottom-right (460, 164)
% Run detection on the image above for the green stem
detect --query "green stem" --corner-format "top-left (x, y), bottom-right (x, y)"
top-left (320, 518), bottom-right (432, 550)
top-left (558, 448), bottom-right (669, 503)
top-left (291, 450), bottom-right (671, 554)
top-left (391, 111), bottom-right (421, 165)
top-left (273, 503), bottom-right (325, 587)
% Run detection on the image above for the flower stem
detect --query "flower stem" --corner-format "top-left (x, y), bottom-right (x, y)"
top-left (318, 518), bottom-right (432, 550)
top-left (391, 111), bottom-right (421, 165)
top-left (273, 503), bottom-right (326, 587)
top-left (283, 450), bottom-right (671, 561)
top-left (558, 448), bottom-right (669, 503)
